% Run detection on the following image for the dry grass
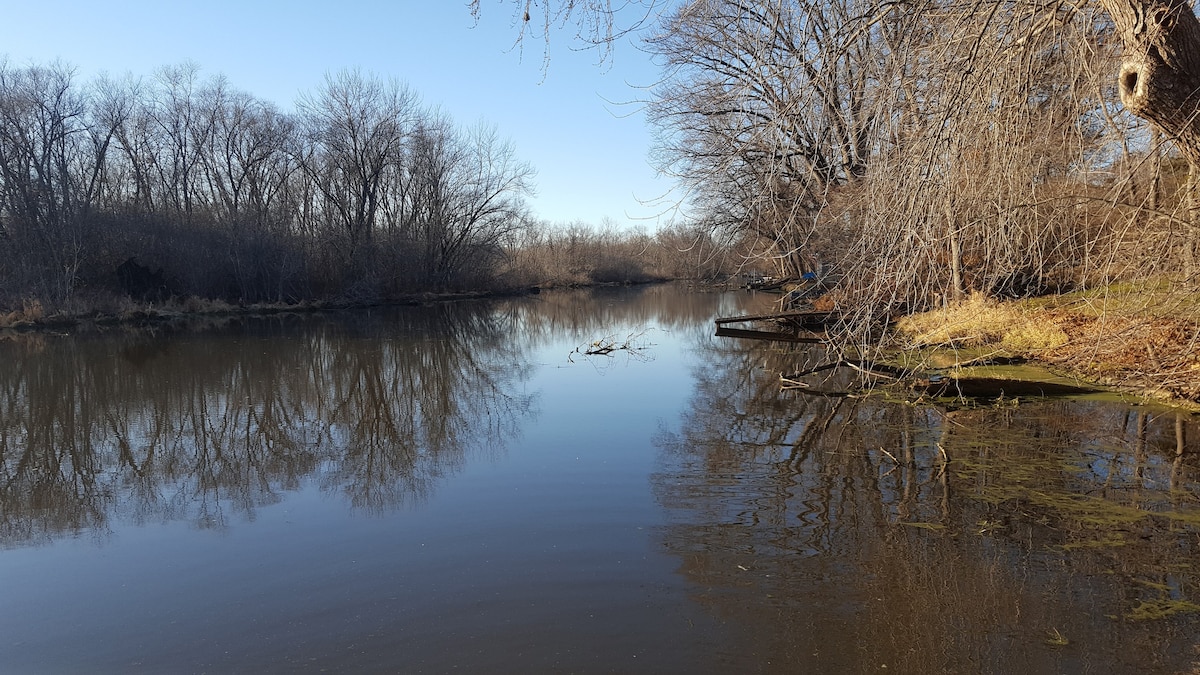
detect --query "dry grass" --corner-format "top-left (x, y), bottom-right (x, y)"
top-left (1035, 275), bottom-right (1200, 320)
top-left (0, 294), bottom-right (256, 331)
top-left (895, 293), bottom-right (1068, 354)
top-left (0, 299), bottom-right (46, 328)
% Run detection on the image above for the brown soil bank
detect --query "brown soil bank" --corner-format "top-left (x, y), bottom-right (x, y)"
top-left (895, 287), bottom-right (1200, 409)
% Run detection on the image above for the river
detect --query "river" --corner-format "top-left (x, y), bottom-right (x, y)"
top-left (1, 284), bottom-right (1197, 673)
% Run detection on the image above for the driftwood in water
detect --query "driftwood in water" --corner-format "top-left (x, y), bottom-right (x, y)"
top-left (779, 383), bottom-right (858, 397)
top-left (950, 353), bottom-right (1028, 368)
top-left (717, 309), bottom-right (1093, 401)
top-left (569, 331), bottom-right (652, 362)
top-left (778, 359), bottom-right (909, 397)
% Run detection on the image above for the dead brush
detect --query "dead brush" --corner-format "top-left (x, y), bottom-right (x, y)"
top-left (0, 299), bottom-right (46, 327)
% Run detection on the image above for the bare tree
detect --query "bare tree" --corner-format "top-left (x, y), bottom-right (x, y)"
top-left (646, 0), bottom-right (881, 279)
top-left (0, 61), bottom-right (118, 302)
top-left (0, 57), bottom-right (553, 309)
top-left (439, 122), bottom-right (535, 285)
top-left (295, 70), bottom-right (418, 276)
top-left (639, 0), bottom-right (1157, 347)
top-left (469, 0), bottom-right (665, 66)
top-left (197, 83), bottom-right (299, 300)
top-left (401, 116), bottom-right (535, 287)
top-left (477, 0), bottom-right (1200, 297)
top-left (477, 0), bottom-right (1200, 176)
top-left (148, 62), bottom-right (213, 224)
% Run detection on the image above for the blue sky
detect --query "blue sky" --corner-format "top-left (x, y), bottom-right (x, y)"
top-left (0, 1), bottom-right (681, 229)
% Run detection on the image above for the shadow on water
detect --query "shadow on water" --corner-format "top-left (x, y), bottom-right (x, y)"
top-left (653, 330), bottom-right (1200, 673)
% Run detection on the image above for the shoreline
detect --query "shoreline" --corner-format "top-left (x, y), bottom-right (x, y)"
top-left (0, 280), bottom-right (675, 335)
top-left (892, 292), bottom-right (1200, 413)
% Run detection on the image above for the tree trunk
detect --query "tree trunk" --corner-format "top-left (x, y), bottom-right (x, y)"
top-left (1099, 0), bottom-right (1200, 219)
top-left (945, 202), bottom-right (965, 302)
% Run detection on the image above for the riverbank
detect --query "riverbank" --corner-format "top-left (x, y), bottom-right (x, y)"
top-left (894, 287), bottom-right (1200, 411)
top-left (0, 289), bottom-right (542, 334)
top-left (0, 280), bottom-right (672, 334)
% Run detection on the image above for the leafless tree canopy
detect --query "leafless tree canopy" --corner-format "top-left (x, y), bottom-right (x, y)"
top-left (469, 0), bottom-right (666, 64)
top-left (481, 0), bottom-right (1200, 338)
top-left (0, 64), bottom-right (539, 305)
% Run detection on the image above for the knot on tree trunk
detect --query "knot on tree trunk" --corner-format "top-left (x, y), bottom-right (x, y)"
top-left (1107, 1), bottom-right (1200, 128)
top-left (1118, 60), bottom-right (1150, 114)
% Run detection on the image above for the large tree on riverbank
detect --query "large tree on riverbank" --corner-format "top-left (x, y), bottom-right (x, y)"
top-left (1099, 0), bottom-right (1200, 217)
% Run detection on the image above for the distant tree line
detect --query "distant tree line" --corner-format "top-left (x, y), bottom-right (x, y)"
top-left (505, 219), bottom-right (733, 287)
top-left (0, 60), bottom-right (728, 315)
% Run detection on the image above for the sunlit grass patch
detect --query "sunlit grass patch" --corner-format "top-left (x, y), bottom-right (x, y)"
top-left (1042, 276), bottom-right (1200, 320)
top-left (952, 453), bottom-right (1152, 530)
top-left (893, 280), bottom-right (1200, 407)
top-left (896, 293), bottom-right (1019, 347)
top-left (895, 293), bottom-right (1068, 356)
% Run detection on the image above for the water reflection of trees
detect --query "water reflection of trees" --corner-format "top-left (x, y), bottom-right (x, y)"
top-left (491, 283), bottom-right (776, 351)
top-left (654, 332), bottom-right (1200, 673)
top-left (0, 304), bottom-right (533, 547)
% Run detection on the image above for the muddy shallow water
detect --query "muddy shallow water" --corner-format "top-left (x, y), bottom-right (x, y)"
top-left (1, 284), bottom-right (1197, 673)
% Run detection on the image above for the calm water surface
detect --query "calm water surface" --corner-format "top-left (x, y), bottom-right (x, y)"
top-left (1, 285), bottom-right (1198, 673)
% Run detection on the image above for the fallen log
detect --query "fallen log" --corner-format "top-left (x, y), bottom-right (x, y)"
top-left (715, 326), bottom-right (826, 343)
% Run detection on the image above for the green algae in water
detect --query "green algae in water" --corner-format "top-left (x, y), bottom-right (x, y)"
top-left (1059, 533), bottom-right (1129, 550)
top-left (1160, 509), bottom-right (1200, 527)
top-left (1126, 599), bottom-right (1200, 621)
top-left (899, 521), bottom-right (947, 531)
top-left (1044, 628), bottom-right (1070, 646)
top-left (945, 435), bottom-right (1200, 620)
top-left (952, 454), bottom-right (1157, 534)
top-left (1132, 579), bottom-right (1173, 592)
